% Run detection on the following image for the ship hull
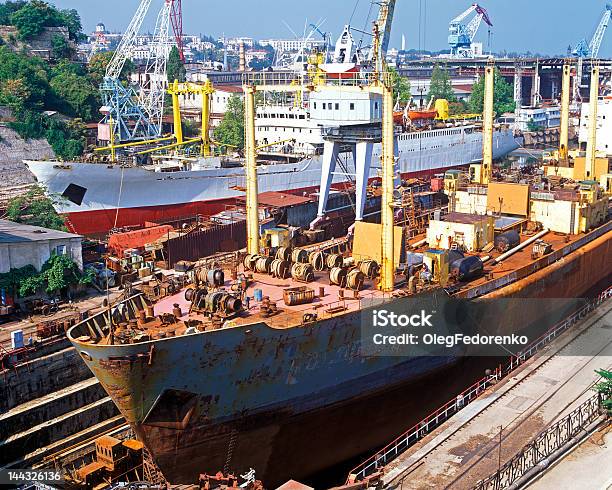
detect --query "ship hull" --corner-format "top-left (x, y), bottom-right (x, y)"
top-left (26, 128), bottom-right (520, 235)
top-left (68, 225), bottom-right (611, 486)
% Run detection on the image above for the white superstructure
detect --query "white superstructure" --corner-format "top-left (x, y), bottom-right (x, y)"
top-left (579, 97), bottom-right (612, 155)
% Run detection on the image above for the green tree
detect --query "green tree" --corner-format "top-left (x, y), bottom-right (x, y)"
top-left (19, 254), bottom-right (93, 296)
top-left (389, 67), bottom-right (411, 104)
top-left (6, 186), bottom-right (67, 231)
top-left (595, 369), bottom-right (612, 415)
top-left (87, 51), bottom-right (135, 87)
top-left (9, 1), bottom-right (83, 41)
top-left (213, 95), bottom-right (244, 151)
top-left (0, 45), bottom-right (50, 110)
top-left (468, 67), bottom-right (516, 115)
top-left (428, 64), bottom-right (456, 102)
top-left (50, 63), bottom-right (98, 120)
top-left (0, 1), bottom-right (26, 24)
top-left (167, 46), bottom-right (186, 83)
top-left (0, 264), bottom-right (37, 296)
top-left (51, 33), bottom-right (74, 59)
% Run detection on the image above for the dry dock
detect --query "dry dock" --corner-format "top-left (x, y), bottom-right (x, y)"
top-left (376, 292), bottom-right (612, 489)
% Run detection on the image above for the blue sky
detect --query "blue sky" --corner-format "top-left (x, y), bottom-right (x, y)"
top-left (52, 0), bottom-right (612, 57)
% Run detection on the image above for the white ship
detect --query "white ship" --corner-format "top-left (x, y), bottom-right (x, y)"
top-left (25, 108), bottom-right (520, 235)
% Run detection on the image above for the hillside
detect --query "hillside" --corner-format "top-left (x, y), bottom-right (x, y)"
top-left (0, 124), bottom-right (54, 187)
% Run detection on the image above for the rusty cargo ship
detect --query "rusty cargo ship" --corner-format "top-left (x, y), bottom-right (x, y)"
top-left (67, 58), bottom-right (612, 486)
top-left (66, 199), bottom-right (611, 486)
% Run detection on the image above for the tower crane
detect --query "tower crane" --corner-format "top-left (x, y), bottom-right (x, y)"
top-left (572, 4), bottom-right (612, 58)
top-left (571, 4), bottom-right (611, 102)
top-left (170, 0), bottom-right (185, 62)
top-left (331, 0), bottom-right (397, 68)
top-left (100, 0), bottom-right (182, 143)
top-left (369, 0), bottom-right (397, 68)
top-left (448, 3), bottom-right (492, 58)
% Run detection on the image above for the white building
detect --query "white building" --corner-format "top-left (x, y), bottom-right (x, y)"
top-left (259, 38), bottom-right (326, 52)
top-left (0, 220), bottom-right (83, 273)
top-left (579, 97), bottom-right (612, 155)
top-left (514, 106), bottom-right (561, 132)
top-left (245, 49), bottom-right (268, 64)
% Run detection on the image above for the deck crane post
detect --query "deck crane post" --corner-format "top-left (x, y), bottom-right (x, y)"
top-left (448, 3), bottom-right (493, 58)
top-left (369, 0), bottom-right (397, 72)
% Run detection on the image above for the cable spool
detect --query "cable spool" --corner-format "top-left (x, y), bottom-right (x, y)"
top-left (291, 263), bottom-right (315, 282)
top-left (276, 246), bottom-right (292, 262)
top-left (243, 254), bottom-right (260, 271)
top-left (326, 253), bottom-right (343, 269)
top-left (346, 268), bottom-right (365, 291)
top-left (184, 286), bottom-right (196, 302)
top-left (206, 269), bottom-right (225, 287)
top-left (291, 249), bottom-right (309, 264)
top-left (309, 251), bottom-right (326, 271)
top-left (271, 259), bottom-right (290, 279)
top-left (359, 259), bottom-right (380, 279)
top-left (329, 267), bottom-right (347, 287)
top-left (255, 256), bottom-right (273, 273)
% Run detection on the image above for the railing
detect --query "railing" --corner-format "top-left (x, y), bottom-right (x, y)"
top-left (241, 71), bottom-right (392, 90)
top-left (346, 285), bottom-right (612, 484)
top-left (473, 393), bottom-right (604, 490)
top-left (346, 371), bottom-right (503, 483)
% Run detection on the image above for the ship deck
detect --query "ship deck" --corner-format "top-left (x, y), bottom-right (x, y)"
top-left (153, 269), bottom-right (387, 331)
top-left (69, 213), bottom-right (611, 346)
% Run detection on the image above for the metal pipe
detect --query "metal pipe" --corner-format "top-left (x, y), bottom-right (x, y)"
top-left (109, 116), bottom-right (116, 163)
top-left (559, 63), bottom-right (571, 161)
top-left (94, 135), bottom-right (174, 152)
top-left (380, 84), bottom-right (395, 291)
top-left (585, 65), bottom-right (599, 180)
top-left (137, 137), bottom-right (201, 155)
top-left (409, 238), bottom-right (428, 249)
top-left (244, 84), bottom-right (260, 255)
top-left (492, 229), bottom-right (549, 264)
top-left (481, 63), bottom-right (494, 185)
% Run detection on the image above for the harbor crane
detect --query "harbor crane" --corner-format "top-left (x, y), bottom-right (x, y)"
top-left (448, 3), bottom-right (492, 58)
top-left (100, 0), bottom-right (183, 143)
top-left (571, 4), bottom-right (611, 102)
top-left (332, 0), bottom-right (397, 68)
top-left (572, 3), bottom-right (611, 58)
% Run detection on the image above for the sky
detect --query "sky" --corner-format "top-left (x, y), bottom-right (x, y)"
top-left (51, 0), bottom-right (612, 58)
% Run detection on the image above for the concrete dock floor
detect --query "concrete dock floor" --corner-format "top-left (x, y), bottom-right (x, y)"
top-left (382, 300), bottom-right (612, 489)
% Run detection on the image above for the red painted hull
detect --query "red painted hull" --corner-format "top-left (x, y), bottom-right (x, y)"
top-left (64, 167), bottom-right (460, 236)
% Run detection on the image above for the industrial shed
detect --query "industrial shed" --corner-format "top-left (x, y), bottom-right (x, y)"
top-left (0, 220), bottom-right (83, 273)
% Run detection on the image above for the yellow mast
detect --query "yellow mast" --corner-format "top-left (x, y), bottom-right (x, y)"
top-left (243, 84), bottom-right (260, 255)
top-left (585, 64), bottom-right (599, 180)
top-left (481, 63), bottom-right (494, 185)
top-left (559, 63), bottom-right (571, 161)
top-left (380, 80), bottom-right (396, 292)
top-left (201, 80), bottom-right (214, 156)
top-left (170, 80), bottom-right (184, 145)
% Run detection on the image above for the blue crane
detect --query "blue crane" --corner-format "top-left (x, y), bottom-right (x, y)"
top-left (573, 4), bottom-right (612, 58)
